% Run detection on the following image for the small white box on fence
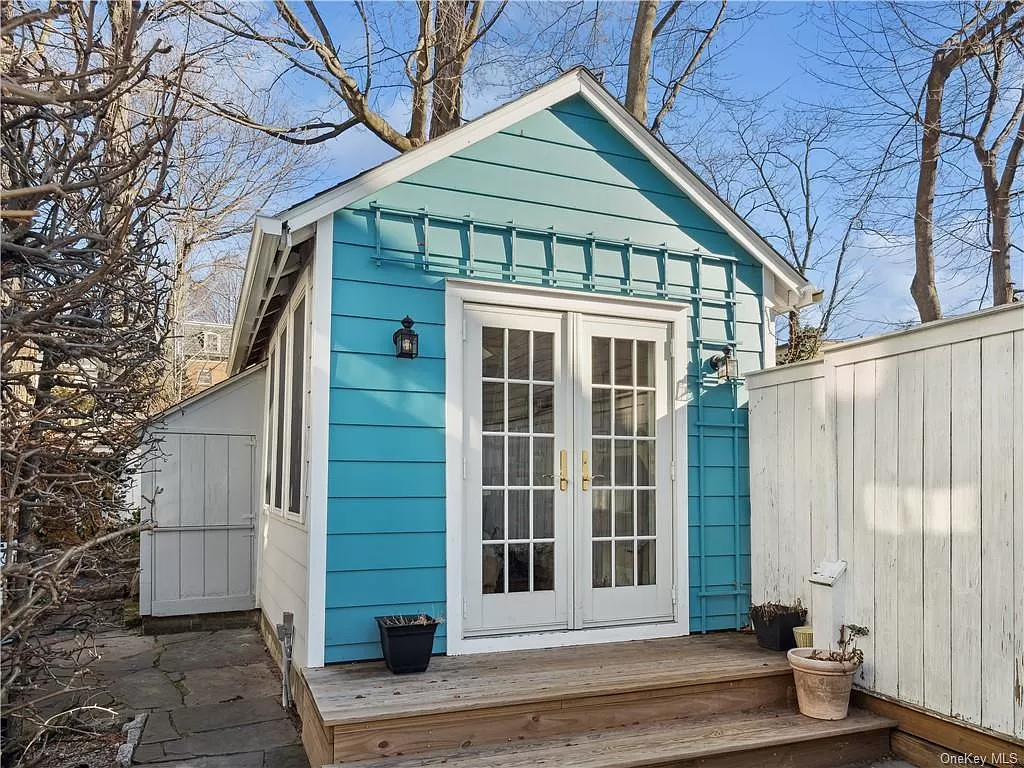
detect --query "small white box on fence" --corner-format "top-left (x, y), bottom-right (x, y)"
top-left (808, 560), bottom-right (847, 587)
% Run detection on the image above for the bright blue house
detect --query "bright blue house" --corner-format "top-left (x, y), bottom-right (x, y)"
top-left (226, 68), bottom-right (814, 670)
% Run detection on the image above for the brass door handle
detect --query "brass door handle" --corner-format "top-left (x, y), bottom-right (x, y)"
top-left (559, 449), bottom-right (568, 491)
top-left (581, 450), bottom-right (591, 491)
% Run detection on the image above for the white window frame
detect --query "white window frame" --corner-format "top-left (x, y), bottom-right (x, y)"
top-left (262, 269), bottom-right (311, 524)
top-left (205, 331), bottom-right (222, 354)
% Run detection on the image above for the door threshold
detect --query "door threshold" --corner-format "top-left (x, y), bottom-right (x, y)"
top-left (450, 619), bottom-right (689, 656)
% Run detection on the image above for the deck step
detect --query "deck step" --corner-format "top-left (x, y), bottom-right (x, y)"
top-left (325, 708), bottom-right (897, 768)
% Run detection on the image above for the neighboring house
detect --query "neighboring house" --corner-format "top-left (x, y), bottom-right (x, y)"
top-left (181, 321), bottom-right (231, 391)
top-left (138, 68), bottom-right (815, 672)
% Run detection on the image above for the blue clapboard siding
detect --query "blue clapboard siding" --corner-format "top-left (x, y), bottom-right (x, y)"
top-left (326, 95), bottom-right (761, 662)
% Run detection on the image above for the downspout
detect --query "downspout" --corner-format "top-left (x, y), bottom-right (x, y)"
top-left (276, 612), bottom-right (294, 708)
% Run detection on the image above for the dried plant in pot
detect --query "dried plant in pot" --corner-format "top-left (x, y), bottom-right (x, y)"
top-left (788, 624), bottom-right (869, 720)
top-left (749, 600), bottom-right (807, 651)
top-left (374, 614), bottom-right (443, 674)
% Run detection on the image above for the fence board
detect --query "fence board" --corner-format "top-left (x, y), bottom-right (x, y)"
top-left (921, 344), bottom-right (952, 717)
top-left (949, 339), bottom-right (983, 726)
top-left (872, 357), bottom-right (897, 698)
top-left (896, 351), bottom-right (925, 707)
top-left (979, 333), bottom-right (1016, 735)
top-left (1013, 330), bottom-right (1024, 742)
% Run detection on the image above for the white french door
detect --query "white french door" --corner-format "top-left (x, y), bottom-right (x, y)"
top-left (462, 305), bottom-right (674, 637)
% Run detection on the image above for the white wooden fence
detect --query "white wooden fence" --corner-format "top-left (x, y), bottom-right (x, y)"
top-left (748, 304), bottom-right (1024, 741)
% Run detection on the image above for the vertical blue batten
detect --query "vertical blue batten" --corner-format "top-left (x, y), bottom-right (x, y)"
top-left (325, 95), bottom-right (760, 662)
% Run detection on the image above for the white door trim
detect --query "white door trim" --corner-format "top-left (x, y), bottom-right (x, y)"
top-left (445, 279), bottom-right (690, 655)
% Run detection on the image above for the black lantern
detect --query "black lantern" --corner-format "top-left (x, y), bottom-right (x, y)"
top-left (709, 346), bottom-right (738, 380)
top-left (393, 316), bottom-right (419, 359)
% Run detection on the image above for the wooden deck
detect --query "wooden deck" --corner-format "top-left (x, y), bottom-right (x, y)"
top-left (296, 632), bottom-right (895, 768)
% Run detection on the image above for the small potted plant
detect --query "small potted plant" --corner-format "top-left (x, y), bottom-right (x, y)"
top-left (749, 600), bottom-right (807, 651)
top-left (788, 623), bottom-right (869, 720)
top-left (374, 614), bottom-right (442, 674)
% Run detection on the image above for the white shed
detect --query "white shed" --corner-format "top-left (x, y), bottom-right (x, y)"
top-left (138, 364), bottom-right (266, 616)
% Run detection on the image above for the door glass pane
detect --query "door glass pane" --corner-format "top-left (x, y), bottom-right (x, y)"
top-left (592, 337), bottom-right (610, 385)
top-left (614, 339), bottom-right (633, 386)
top-left (614, 490), bottom-right (634, 536)
top-left (614, 389), bottom-right (634, 436)
top-left (483, 544), bottom-right (504, 593)
top-left (615, 541), bottom-right (635, 586)
top-left (508, 490), bottom-right (530, 539)
top-left (508, 330), bottom-right (530, 379)
top-left (614, 440), bottom-right (634, 485)
top-left (637, 490), bottom-right (655, 536)
top-left (508, 383), bottom-right (530, 432)
top-left (592, 490), bottom-right (611, 537)
top-left (483, 437), bottom-right (504, 485)
top-left (482, 490), bottom-right (504, 540)
top-left (483, 382), bottom-right (504, 432)
top-left (533, 384), bottom-right (554, 433)
top-left (534, 332), bottom-right (554, 381)
top-left (636, 391), bottom-right (654, 437)
top-left (533, 436), bottom-right (553, 485)
top-left (636, 440), bottom-right (654, 486)
top-left (483, 327), bottom-right (504, 378)
top-left (638, 541), bottom-right (655, 585)
top-left (592, 388), bottom-right (611, 436)
top-left (534, 543), bottom-right (554, 591)
top-left (508, 436), bottom-right (530, 486)
top-left (636, 341), bottom-right (654, 387)
top-left (508, 543), bottom-right (530, 592)
top-left (534, 490), bottom-right (554, 538)
top-left (593, 542), bottom-right (611, 588)
top-left (592, 439), bottom-right (611, 486)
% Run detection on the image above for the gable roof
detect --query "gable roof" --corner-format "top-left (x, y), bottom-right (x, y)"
top-left (229, 67), bottom-right (816, 373)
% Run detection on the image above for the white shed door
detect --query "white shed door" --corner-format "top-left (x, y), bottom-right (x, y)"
top-left (140, 433), bottom-right (257, 616)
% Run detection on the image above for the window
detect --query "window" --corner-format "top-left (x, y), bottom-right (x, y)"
top-left (197, 368), bottom-right (212, 385)
top-left (288, 298), bottom-right (306, 515)
top-left (205, 332), bottom-right (222, 354)
top-left (262, 273), bottom-right (310, 522)
top-left (273, 325), bottom-right (288, 509)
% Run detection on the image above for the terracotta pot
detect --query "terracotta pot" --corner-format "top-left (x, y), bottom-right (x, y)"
top-left (787, 648), bottom-right (861, 720)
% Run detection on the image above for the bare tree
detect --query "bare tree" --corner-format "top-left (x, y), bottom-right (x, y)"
top-left (161, 108), bottom-right (317, 403)
top-left (824, 2), bottom-right (1024, 322)
top-left (181, 0), bottom-right (509, 151)
top-left (1, 2), bottom-right (189, 758)
top-left (623, 0), bottom-right (731, 134)
top-left (692, 108), bottom-right (878, 360)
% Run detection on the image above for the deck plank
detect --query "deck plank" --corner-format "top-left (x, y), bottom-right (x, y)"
top-left (326, 709), bottom-right (895, 768)
top-left (304, 633), bottom-right (788, 727)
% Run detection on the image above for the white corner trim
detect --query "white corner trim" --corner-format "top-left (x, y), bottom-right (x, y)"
top-left (443, 286), bottom-right (466, 651)
top-left (443, 279), bottom-right (690, 655)
top-left (305, 214), bottom-right (333, 669)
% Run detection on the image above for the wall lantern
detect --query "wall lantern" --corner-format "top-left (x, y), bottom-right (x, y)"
top-left (709, 346), bottom-right (738, 380)
top-left (393, 316), bottom-right (419, 359)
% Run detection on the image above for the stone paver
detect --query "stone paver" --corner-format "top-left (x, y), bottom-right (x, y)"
top-left (91, 626), bottom-right (303, 767)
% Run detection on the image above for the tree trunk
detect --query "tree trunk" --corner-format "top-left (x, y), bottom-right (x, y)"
top-left (625, 0), bottom-right (658, 124)
top-left (429, 0), bottom-right (468, 139)
top-left (912, 55), bottom-right (947, 323)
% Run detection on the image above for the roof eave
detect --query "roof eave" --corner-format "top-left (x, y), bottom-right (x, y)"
top-left (227, 216), bottom-right (283, 375)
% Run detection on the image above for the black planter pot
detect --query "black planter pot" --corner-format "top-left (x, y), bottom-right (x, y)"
top-left (750, 609), bottom-right (806, 651)
top-left (375, 616), bottom-right (440, 674)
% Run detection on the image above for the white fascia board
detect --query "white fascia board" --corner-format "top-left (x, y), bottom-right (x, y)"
top-left (575, 79), bottom-right (810, 298)
top-left (228, 216), bottom-right (283, 374)
top-left (278, 74), bottom-right (584, 234)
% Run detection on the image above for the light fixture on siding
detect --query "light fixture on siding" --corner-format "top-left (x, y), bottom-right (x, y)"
top-left (393, 316), bottom-right (419, 359)
top-left (709, 346), bottom-right (738, 380)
